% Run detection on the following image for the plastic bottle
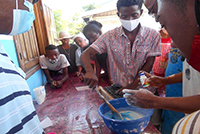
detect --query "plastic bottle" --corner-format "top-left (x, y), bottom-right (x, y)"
top-left (139, 72), bottom-right (150, 87)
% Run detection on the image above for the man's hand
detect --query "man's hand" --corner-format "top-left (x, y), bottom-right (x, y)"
top-left (76, 71), bottom-right (81, 76)
top-left (141, 71), bottom-right (166, 88)
top-left (84, 72), bottom-right (98, 89)
top-left (115, 87), bottom-right (126, 95)
top-left (123, 88), bottom-right (158, 108)
top-left (51, 81), bottom-right (57, 87)
top-left (56, 81), bottom-right (63, 88)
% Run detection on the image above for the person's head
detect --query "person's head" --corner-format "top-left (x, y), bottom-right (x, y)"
top-left (45, 45), bottom-right (60, 64)
top-left (144, 0), bottom-right (200, 71)
top-left (0, 0), bottom-right (39, 35)
top-left (73, 35), bottom-right (88, 48)
top-left (117, 0), bottom-right (143, 32)
top-left (58, 31), bottom-right (74, 45)
top-left (82, 20), bottom-right (102, 44)
top-left (144, 0), bottom-right (157, 19)
top-left (156, 0), bottom-right (200, 65)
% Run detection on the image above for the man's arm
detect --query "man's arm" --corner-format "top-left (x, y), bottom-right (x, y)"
top-left (43, 69), bottom-right (53, 83)
top-left (56, 67), bottom-right (68, 87)
top-left (59, 67), bottom-right (68, 84)
top-left (76, 66), bottom-right (82, 76)
top-left (123, 89), bottom-right (200, 114)
top-left (143, 71), bottom-right (182, 88)
top-left (156, 95), bottom-right (200, 114)
top-left (81, 47), bottom-right (98, 73)
top-left (94, 55), bottom-right (101, 80)
top-left (164, 72), bottom-right (182, 84)
top-left (80, 47), bottom-right (99, 88)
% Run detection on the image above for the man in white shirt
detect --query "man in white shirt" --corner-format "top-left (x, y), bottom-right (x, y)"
top-left (73, 34), bottom-right (88, 78)
top-left (39, 45), bottom-right (70, 88)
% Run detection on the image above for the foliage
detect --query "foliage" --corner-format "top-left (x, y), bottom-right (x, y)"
top-left (82, 3), bottom-right (100, 11)
top-left (53, 9), bottom-right (67, 37)
top-left (53, 3), bottom-right (100, 41)
top-left (66, 13), bottom-right (86, 36)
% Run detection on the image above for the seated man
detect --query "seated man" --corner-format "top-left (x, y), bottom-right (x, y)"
top-left (39, 45), bottom-right (69, 88)
top-left (73, 34), bottom-right (88, 78)
top-left (57, 31), bottom-right (78, 75)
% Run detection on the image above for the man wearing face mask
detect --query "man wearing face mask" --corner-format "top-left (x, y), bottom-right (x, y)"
top-left (123, 0), bottom-right (200, 133)
top-left (39, 45), bottom-right (69, 89)
top-left (80, 0), bottom-right (161, 98)
top-left (0, 0), bottom-right (44, 133)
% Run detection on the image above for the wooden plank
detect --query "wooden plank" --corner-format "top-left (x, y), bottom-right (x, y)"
top-left (43, 4), bottom-right (57, 45)
top-left (99, 86), bottom-right (114, 101)
top-left (12, 0), bottom-right (57, 79)
top-left (33, 1), bottom-right (49, 55)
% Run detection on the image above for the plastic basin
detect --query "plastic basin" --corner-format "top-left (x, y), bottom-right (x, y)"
top-left (98, 98), bottom-right (154, 134)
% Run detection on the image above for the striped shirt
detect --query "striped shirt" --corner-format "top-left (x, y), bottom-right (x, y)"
top-left (172, 109), bottom-right (200, 134)
top-left (0, 42), bottom-right (44, 134)
top-left (91, 25), bottom-right (161, 87)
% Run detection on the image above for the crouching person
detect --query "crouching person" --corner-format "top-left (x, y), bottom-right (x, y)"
top-left (39, 45), bottom-right (69, 88)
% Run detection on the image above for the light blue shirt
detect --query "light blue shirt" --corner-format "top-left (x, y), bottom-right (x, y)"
top-left (0, 42), bottom-right (44, 134)
top-left (75, 47), bottom-right (82, 66)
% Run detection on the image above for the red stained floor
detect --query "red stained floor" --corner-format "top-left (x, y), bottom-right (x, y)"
top-left (33, 75), bottom-right (160, 134)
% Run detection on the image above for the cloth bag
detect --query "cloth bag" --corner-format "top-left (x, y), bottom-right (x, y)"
top-left (33, 86), bottom-right (46, 105)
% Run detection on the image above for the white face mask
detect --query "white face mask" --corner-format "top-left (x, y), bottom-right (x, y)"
top-left (48, 55), bottom-right (60, 64)
top-left (9, 0), bottom-right (35, 35)
top-left (120, 18), bottom-right (140, 32)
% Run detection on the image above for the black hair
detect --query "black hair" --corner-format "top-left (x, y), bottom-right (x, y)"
top-left (82, 20), bottom-right (102, 36)
top-left (45, 45), bottom-right (57, 51)
top-left (33, 0), bottom-right (39, 4)
top-left (117, 0), bottom-right (143, 11)
top-left (88, 20), bottom-right (102, 29)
